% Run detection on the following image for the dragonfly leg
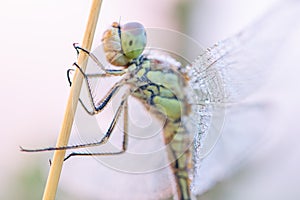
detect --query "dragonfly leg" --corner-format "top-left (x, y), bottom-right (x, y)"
top-left (67, 68), bottom-right (75, 86)
top-left (64, 96), bottom-right (129, 161)
top-left (69, 62), bottom-right (125, 115)
top-left (66, 63), bottom-right (109, 87)
top-left (73, 43), bottom-right (106, 71)
top-left (73, 43), bottom-right (81, 56)
top-left (20, 93), bottom-right (129, 155)
top-left (73, 43), bottom-right (125, 75)
top-left (67, 63), bottom-right (124, 89)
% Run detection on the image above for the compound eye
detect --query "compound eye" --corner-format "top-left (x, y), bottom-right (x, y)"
top-left (121, 22), bottom-right (147, 59)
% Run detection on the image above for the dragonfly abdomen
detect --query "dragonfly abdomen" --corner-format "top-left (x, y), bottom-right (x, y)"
top-left (164, 122), bottom-right (193, 200)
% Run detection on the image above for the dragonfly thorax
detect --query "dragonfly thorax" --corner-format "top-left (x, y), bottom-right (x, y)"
top-left (126, 56), bottom-right (191, 123)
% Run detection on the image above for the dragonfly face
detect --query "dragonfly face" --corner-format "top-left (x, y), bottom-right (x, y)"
top-left (102, 22), bottom-right (147, 66)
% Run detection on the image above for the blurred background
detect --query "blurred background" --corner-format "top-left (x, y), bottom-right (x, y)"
top-left (3, 0), bottom-right (300, 199)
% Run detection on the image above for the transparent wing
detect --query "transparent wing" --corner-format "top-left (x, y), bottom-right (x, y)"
top-left (190, 0), bottom-right (300, 103)
top-left (189, 0), bottom-right (300, 195)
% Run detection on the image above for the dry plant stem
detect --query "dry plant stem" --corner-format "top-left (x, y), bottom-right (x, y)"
top-left (42, 1), bottom-right (103, 199)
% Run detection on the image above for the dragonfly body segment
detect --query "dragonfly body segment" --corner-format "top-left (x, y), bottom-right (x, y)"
top-left (127, 58), bottom-right (190, 124)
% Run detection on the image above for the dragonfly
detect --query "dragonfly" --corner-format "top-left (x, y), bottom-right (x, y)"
top-left (21, 0), bottom-right (300, 199)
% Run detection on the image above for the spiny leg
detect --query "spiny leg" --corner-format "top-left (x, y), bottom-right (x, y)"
top-left (20, 93), bottom-right (129, 154)
top-left (73, 43), bottom-right (106, 71)
top-left (68, 43), bottom-right (127, 114)
top-left (21, 67), bottom-right (127, 152)
top-left (67, 43), bottom-right (126, 96)
top-left (67, 62), bottom-right (124, 88)
top-left (73, 43), bottom-right (125, 75)
top-left (64, 95), bottom-right (129, 161)
top-left (66, 63), bottom-right (108, 87)
top-left (70, 62), bottom-right (125, 115)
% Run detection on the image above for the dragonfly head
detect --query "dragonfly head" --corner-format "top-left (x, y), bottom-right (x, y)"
top-left (102, 22), bottom-right (147, 66)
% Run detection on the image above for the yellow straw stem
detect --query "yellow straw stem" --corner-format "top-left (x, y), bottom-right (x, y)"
top-left (42, 1), bottom-right (103, 199)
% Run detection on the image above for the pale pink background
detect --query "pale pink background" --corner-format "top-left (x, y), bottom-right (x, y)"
top-left (3, 0), bottom-right (300, 199)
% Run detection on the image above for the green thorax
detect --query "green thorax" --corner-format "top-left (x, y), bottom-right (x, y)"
top-left (126, 56), bottom-right (190, 123)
